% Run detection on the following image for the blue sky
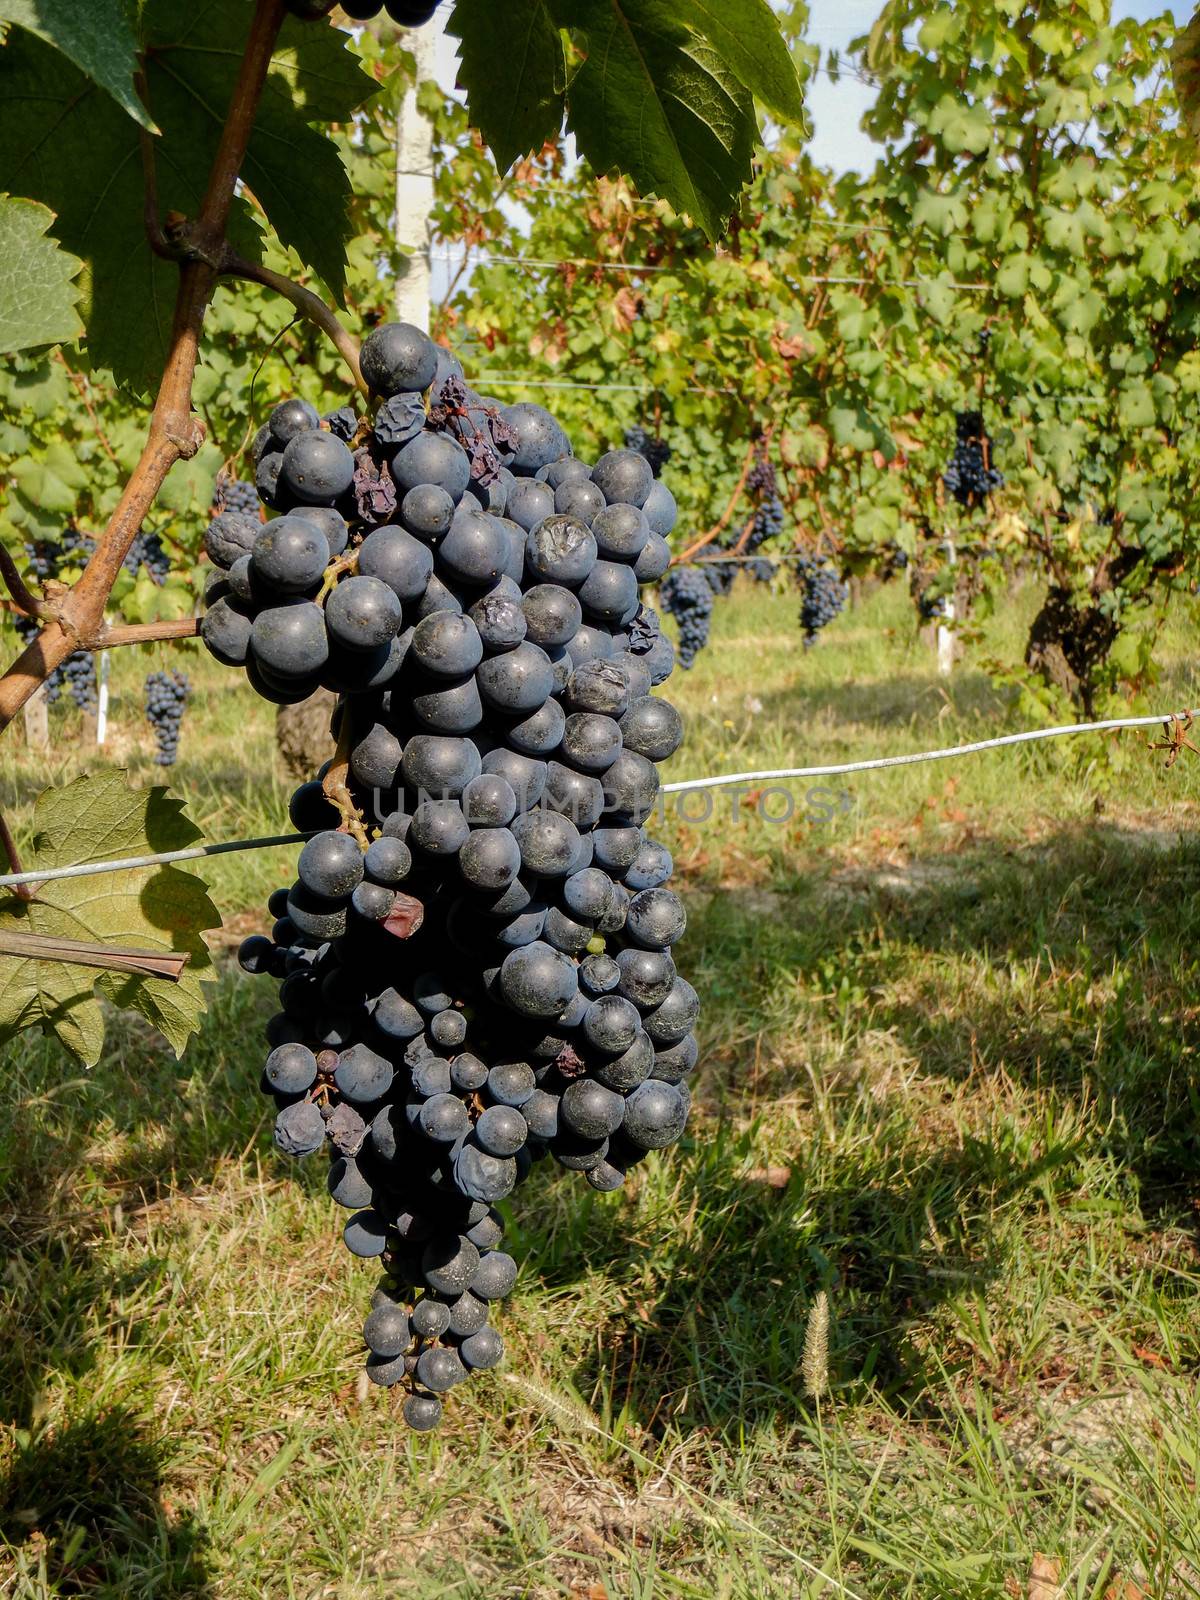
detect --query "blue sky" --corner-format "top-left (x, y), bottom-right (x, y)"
top-left (804, 0), bottom-right (1184, 172)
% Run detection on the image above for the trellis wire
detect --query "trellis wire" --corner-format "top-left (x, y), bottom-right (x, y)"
top-left (0, 709), bottom-right (1192, 891)
top-left (431, 248), bottom-right (989, 290)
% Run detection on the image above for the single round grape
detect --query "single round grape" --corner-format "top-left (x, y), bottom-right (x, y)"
top-left (475, 1103), bottom-right (528, 1158)
top-left (298, 829), bottom-right (364, 898)
top-left (328, 1155), bottom-right (374, 1209)
top-left (525, 515), bottom-right (597, 587)
top-left (642, 479), bottom-right (678, 536)
top-left (357, 525), bottom-right (434, 601)
top-left (371, 986), bottom-right (424, 1040)
top-left (651, 1033), bottom-right (699, 1084)
top-left (564, 623), bottom-right (615, 668)
top-left (453, 1140), bottom-right (517, 1202)
top-left (392, 433), bottom-right (470, 500)
top-left (625, 839), bottom-right (673, 892)
top-left (521, 1088), bottom-right (559, 1140)
top-left (499, 940), bottom-right (577, 1017)
top-left (462, 773), bottom-right (517, 829)
top-left (580, 953), bottom-right (621, 995)
top-left (591, 502), bottom-right (650, 559)
top-left (459, 826), bottom-right (521, 890)
top-left (415, 1345), bottom-right (467, 1393)
top-left (411, 1297), bottom-right (452, 1339)
top-left (543, 762), bottom-right (605, 830)
top-left (543, 457), bottom-right (592, 490)
top-left (445, 1289), bottom-right (489, 1337)
top-left (325, 575), bottom-right (403, 651)
top-left (451, 1052), bottom-right (489, 1092)
top-left (553, 1132), bottom-right (610, 1172)
top-left (522, 584), bottom-right (583, 648)
top-left (621, 1079), bottom-right (688, 1149)
top-left (416, 572), bottom-right (463, 619)
top-left (602, 749), bottom-right (660, 824)
top-left (620, 696), bottom-right (683, 762)
top-left (504, 696), bottom-right (565, 756)
top-left (335, 1042), bottom-right (394, 1103)
top-left (578, 559), bottom-right (639, 625)
top-left (498, 401), bottom-right (571, 473)
top-left (506, 478), bottom-right (556, 532)
top-left (469, 591), bottom-right (527, 652)
top-left (511, 809), bottom-right (580, 877)
top-left (350, 722), bottom-right (403, 789)
top-left (634, 533), bottom-right (672, 583)
top-left (363, 1301), bottom-right (411, 1359)
top-left (401, 482), bottom-right (455, 541)
top-left (582, 994), bottom-right (641, 1055)
top-left (552, 476), bottom-right (606, 527)
top-left (438, 509), bottom-right (508, 587)
top-left (410, 797), bottom-right (470, 855)
top-left (486, 1060), bottom-right (537, 1107)
top-left (475, 641), bottom-right (554, 714)
top-left (411, 673), bottom-right (483, 733)
top-left (365, 1349), bottom-right (410, 1386)
top-left (591, 448), bottom-right (654, 508)
top-left (251, 516), bottom-right (328, 594)
top-left (481, 748), bottom-right (546, 809)
top-left (592, 825), bottom-right (642, 873)
top-left (626, 887), bottom-right (686, 948)
top-left (421, 1234), bottom-right (479, 1296)
top-left (419, 1092), bottom-right (471, 1144)
top-left (401, 734), bottom-right (481, 796)
top-left (201, 598), bottom-right (252, 666)
top-left (411, 1057), bottom-right (452, 1097)
top-left (268, 396), bottom-right (319, 445)
top-left (542, 905), bottom-right (592, 955)
top-left (279, 431), bottom-right (354, 505)
top-left (616, 947), bottom-right (677, 1009)
top-left (644, 977), bottom-right (700, 1045)
top-left (460, 1326), bottom-right (504, 1370)
top-left (561, 868), bottom-right (613, 924)
top-left (205, 511), bottom-right (260, 569)
top-left (360, 320), bottom-right (438, 395)
top-left (561, 1078), bottom-right (625, 1140)
top-left (403, 1392), bottom-right (444, 1430)
top-left (344, 1209), bottom-right (391, 1256)
top-left (430, 1008), bottom-right (468, 1048)
top-left (265, 1041), bottom-right (319, 1094)
top-left (558, 712), bottom-right (620, 774)
top-left (472, 1250), bottom-right (518, 1300)
top-left (492, 903), bottom-right (547, 948)
top-left (593, 1030), bottom-right (654, 1091)
top-left (566, 659), bottom-right (629, 717)
top-left (251, 601), bottom-right (329, 679)
top-left (411, 610), bottom-right (483, 678)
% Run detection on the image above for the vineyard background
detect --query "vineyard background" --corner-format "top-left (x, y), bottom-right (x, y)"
top-left (3, 0), bottom-right (1200, 1594)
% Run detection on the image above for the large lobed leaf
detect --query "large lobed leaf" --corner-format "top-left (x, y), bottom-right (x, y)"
top-left (448, 0), bottom-right (805, 239)
top-left (0, 196), bottom-right (83, 355)
top-left (0, 0), bottom-right (377, 391)
top-left (0, 0), bottom-right (152, 128)
top-left (0, 774), bottom-right (219, 1067)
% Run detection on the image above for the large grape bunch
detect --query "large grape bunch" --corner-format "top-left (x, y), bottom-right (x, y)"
top-left (213, 476), bottom-right (261, 519)
top-left (203, 320), bottom-right (694, 1431)
top-left (943, 410), bottom-right (1003, 506)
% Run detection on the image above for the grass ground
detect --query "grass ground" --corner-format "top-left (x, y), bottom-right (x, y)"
top-left (2, 577), bottom-right (1200, 1598)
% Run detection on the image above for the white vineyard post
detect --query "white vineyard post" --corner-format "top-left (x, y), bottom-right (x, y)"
top-left (23, 682), bottom-right (49, 752)
top-left (96, 649), bottom-right (111, 746)
top-left (392, 14), bottom-right (440, 332)
top-left (937, 536), bottom-right (956, 678)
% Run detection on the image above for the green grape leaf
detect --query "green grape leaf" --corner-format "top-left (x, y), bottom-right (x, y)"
top-left (446, 0), bottom-right (565, 172)
top-left (0, 0), bottom-right (153, 129)
top-left (0, 1), bottom-right (376, 390)
top-left (1174, 9), bottom-right (1200, 141)
top-left (0, 197), bottom-right (84, 355)
top-left (0, 774), bottom-right (219, 1067)
top-left (671, 0), bottom-right (806, 124)
top-left (550, 0), bottom-right (757, 239)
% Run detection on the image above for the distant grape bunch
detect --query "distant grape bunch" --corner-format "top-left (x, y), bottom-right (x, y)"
top-left (659, 566), bottom-right (714, 668)
top-left (144, 670), bottom-right (190, 766)
top-left (624, 424), bottom-right (672, 479)
top-left (204, 319), bottom-right (694, 1430)
top-left (213, 475), bottom-right (261, 519)
top-left (943, 411), bottom-right (1003, 506)
top-left (797, 553), bottom-right (847, 647)
top-left (123, 529), bottom-right (170, 584)
top-left (19, 529), bottom-right (98, 709)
